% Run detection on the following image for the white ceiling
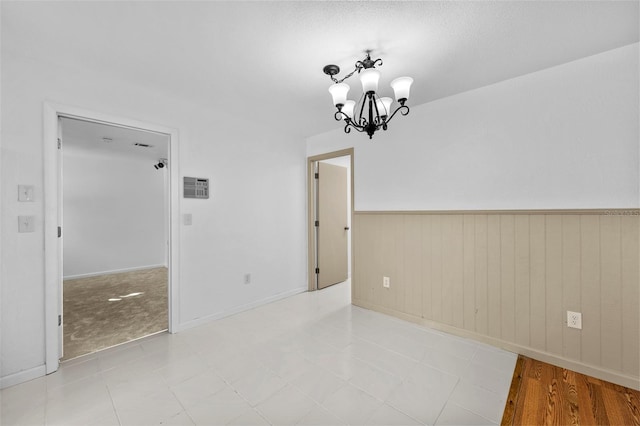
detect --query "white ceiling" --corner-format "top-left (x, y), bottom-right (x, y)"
top-left (3, 1), bottom-right (638, 139)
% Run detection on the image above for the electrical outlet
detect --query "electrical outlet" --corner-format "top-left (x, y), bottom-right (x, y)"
top-left (244, 273), bottom-right (251, 285)
top-left (567, 311), bottom-right (582, 329)
top-left (383, 276), bottom-right (390, 288)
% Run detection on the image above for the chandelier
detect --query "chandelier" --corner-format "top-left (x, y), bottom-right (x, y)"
top-left (323, 52), bottom-right (413, 139)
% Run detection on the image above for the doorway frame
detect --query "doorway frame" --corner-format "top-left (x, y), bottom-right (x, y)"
top-left (43, 102), bottom-right (181, 374)
top-left (307, 148), bottom-right (354, 292)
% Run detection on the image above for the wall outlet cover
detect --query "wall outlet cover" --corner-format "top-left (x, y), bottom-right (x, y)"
top-left (567, 311), bottom-right (582, 329)
top-left (383, 276), bottom-right (390, 288)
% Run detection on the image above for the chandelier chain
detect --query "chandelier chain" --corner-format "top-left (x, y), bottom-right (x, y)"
top-left (329, 64), bottom-right (362, 84)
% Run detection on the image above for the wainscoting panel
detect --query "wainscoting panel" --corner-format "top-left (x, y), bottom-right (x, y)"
top-left (352, 210), bottom-right (640, 389)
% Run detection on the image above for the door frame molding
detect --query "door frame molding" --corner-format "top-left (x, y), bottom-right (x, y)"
top-left (43, 102), bottom-right (181, 374)
top-left (307, 148), bottom-right (354, 292)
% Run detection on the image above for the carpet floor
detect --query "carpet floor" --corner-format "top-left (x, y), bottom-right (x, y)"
top-left (62, 267), bottom-right (168, 360)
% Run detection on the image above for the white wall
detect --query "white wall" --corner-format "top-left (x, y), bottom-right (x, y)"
top-left (63, 147), bottom-right (167, 278)
top-left (0, 51), bottom-right (307, 383)
top-left (308, 44), bottom-right (639, 210)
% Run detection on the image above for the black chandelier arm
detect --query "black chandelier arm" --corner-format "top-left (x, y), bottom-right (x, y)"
top-left (334, 112), bottom-right (368, 135)
top-left (334, 111), bottom-right (366, 129)
top-left (357, 93), bottom-right (368, 123)
top-left (384, 104), bottom-right (410, 125)
top-left (334, 110), bottom-right (346, 121)
top-left (343, 120), bottom-right (366, 134)
top-left (372, 96), bottom-right (385, 125)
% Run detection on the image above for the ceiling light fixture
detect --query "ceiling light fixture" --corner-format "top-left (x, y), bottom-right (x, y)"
top-left (323, 51), bottom-right (413, 139)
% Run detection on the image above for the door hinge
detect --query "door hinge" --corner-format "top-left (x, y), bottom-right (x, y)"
top-left (314, 172), bottom-right (319, 179)
top-left (57, 138), bottom-right (61, 149)
top-left (315, 268), bottom-right (320, 274)
top-left (58, 315), bottom-right (61, 326)
top-left (315, 220), bottom-right (319, 227)
top-left (58, 226), bottom-right (61, 238)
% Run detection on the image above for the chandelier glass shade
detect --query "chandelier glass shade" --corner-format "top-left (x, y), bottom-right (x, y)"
top-left (324, 53), bottom-right (413, 139)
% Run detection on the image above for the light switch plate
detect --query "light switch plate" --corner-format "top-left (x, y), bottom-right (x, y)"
top-left (18, 185), bottom-right (34, 201)
top-left (18, 216), bottom-right (35, 233)
top-left (183, 213), bottom-right (192, 226)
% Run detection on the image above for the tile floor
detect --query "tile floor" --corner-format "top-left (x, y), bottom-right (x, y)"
top-left (0, 281), bottom-right (517, 425)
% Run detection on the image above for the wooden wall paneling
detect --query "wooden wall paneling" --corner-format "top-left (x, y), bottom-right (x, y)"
top-left (430, 215), bottom-right (443, 323)
top-left (441, 215), bottom-right (464, 328)
top-left (355, 214), bottom-right (367, 301)
top-left (378, 214), bottom-right (392, 308)
top-left (501, 215), bottom-right (516, 342)
top-left (514, 215), bottom-right (530, 347)
top-left (421, 215), bottom-right (433, 320)
top-left (352, 211), bottom-right (639, 387)
top-left (352, 214), bottom-right (361, 300)
top-left (367, 214), bottom-right (382, 305)
top-left (404, 214), bottom-right (423, 317)
top-left (365, 215), bottom-right (379, 303)
top-left (379, 215), bottom-right (395, 310)
top-left (545, 215), bottom-right (563, 355)
top-left (352, 215), bottom-right (360, 300)
top-left (579, 215), bottom-right (601, 367)
top-left (474, 215), bottom-right (489, 334)
top-left (529, 215), bottom-right (546, 351)
top-left (441, 215), bottom-right (454, 326)
top-left (463, 215), bottom-right (476, 330)
top-left (487, 215), bottom-right (502, 338)
top-left (452, 215), bottom-right (465, 329)
top-left (562, 215), bottom-right (582, 361)
top-left (392, 215), bottom-right (406, 313)
top-left (354, 216), bottom-right (377, 300)
top-left (600, 216), bottom-right (623, 372)
top-left (621, 216), bottom-right (639, 377)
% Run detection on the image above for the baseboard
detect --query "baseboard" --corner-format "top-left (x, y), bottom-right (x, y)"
top-left (352, 298), bottom-right (640, 391)
top-left (176, 286), bottom-right (308, 332)
top-left (63, 264), bottom-right (167, 280)
top-left (0, 365), bottom-right (47, 389)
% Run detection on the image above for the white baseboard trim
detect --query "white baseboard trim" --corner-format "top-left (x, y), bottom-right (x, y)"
top-left (176, 286), bottom-right (307, 332)
top-left (353, 298), bottom-right (640, 391)
top-left (63, 264), bottom-right (167, 280)
top-left (0, 365), bottom-right (47, 389)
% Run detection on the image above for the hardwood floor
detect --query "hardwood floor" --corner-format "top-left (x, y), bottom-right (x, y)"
top-left (502, 355), bottom-right (640, 425)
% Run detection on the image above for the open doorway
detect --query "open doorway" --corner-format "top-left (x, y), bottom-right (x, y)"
top-left (307, 149), bottom-right (354, 294)
top-left (59, 117), bottom-right (170, 360)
